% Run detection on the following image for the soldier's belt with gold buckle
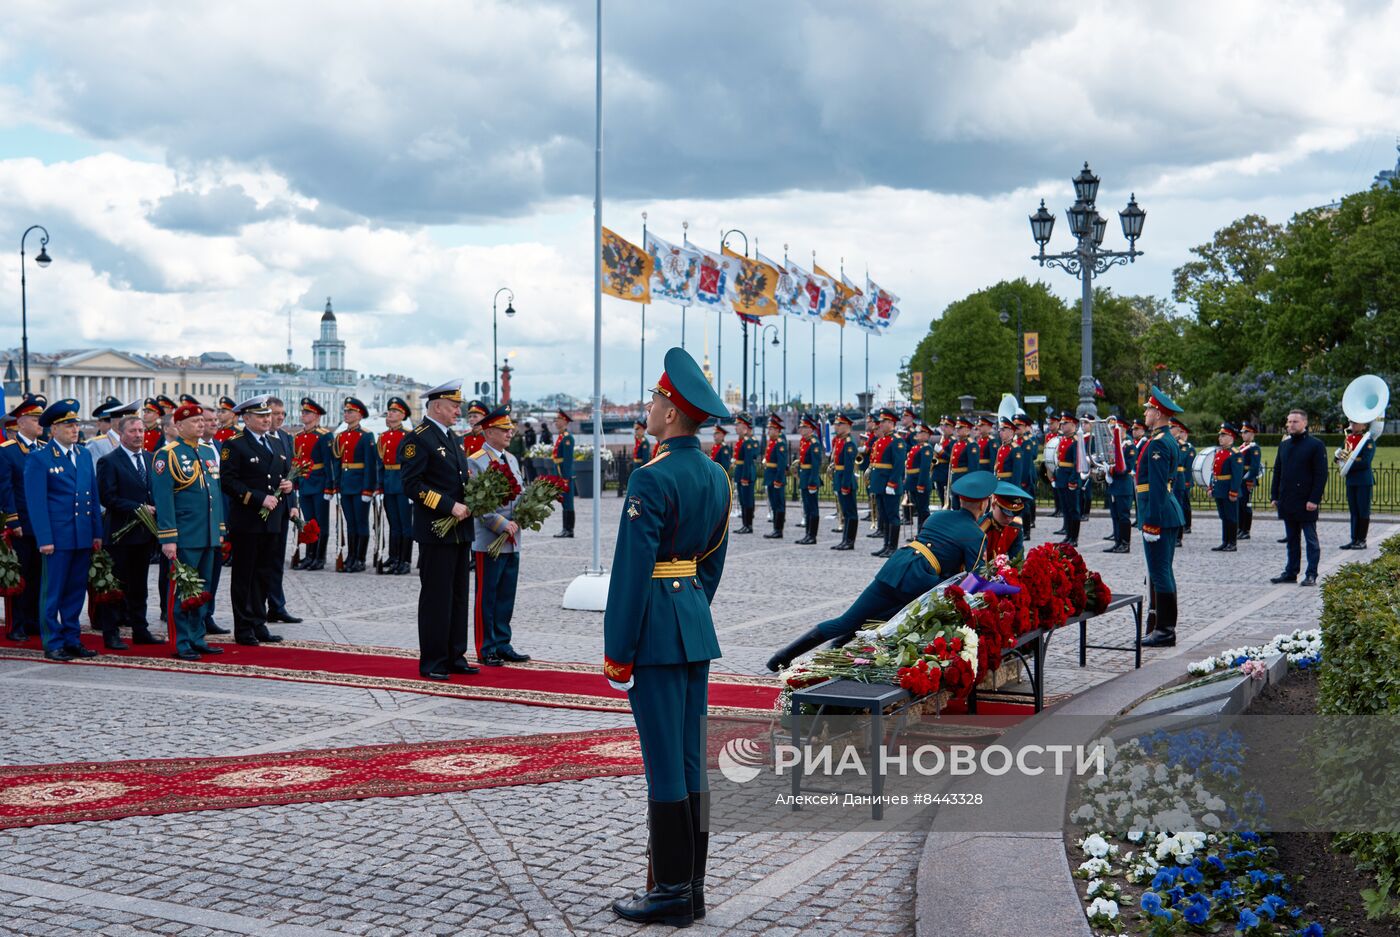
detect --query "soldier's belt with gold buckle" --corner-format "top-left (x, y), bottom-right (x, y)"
top-left (652, 559), bottom-right (698, 578)
top-left (343, 462), bottom-right (365, 469)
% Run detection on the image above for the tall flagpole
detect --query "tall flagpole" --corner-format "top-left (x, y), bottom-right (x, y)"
top-left (838, 257), bottom-right (846, 407)
top-left (811, 250), bottom-right (818, 408)
top-left (681, 220), bottom-right (688, 349)
top-left (639, 211), bottom-right (647, 413)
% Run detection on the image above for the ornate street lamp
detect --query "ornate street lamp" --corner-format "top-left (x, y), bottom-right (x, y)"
top-left (19, 225), bottom-right (52, 395)
top-left (492, 287), bottom-right (515, 406)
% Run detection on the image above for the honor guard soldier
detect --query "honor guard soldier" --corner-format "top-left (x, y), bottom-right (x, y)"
top-left (1, 395), bottom-right (46, 641)
top-left (603, 347), bottom-right (731, 929)
top-left (153, 403), bottom-right (227, 660)
top-left (1053, 411), bottom-right (1082, 546)
top-left (1339, 417), bottom-right (1375, 549)
top-left (551, 409), bottom-right (576, 538)
top-left (1103, 416), bottom-right (1134, 554)
top-left (708, 423), bottom-right (731, 474)
top-left (24, 400), bottom-right (102, 662)
top-left (867, 407), bottom-right (906, 557)
top-left (1139, 388), bottom-right (1186, 648)
top-left (1015, 415), bottom-right (1040, 538)
top-left (731, 413), bottom-right (759, 533)
top-left (1237, 420), bottom-right (1263, 542)
top-left (981, 481), bottom-right (1029, 563)
top-left (461, 400), bottom-right (488, 456)
top-left (905, 421), bottom-right (933, 533)
top-left (1210, 423), bottom-right (1244, 552)
top-left (947, 415), bottom-right (979, 508)
top-left (468, 406), bottom-right (531, 666)
top-left (1169, 417), bottom-right (1194, 544)
top-left (630, 418), bottom-right (651, 490)
top-left (766, 470), bottom-right (996, 672)
top-left (829, 412), bottom-right (857, 550)
top-left (212, 396), bottom-right (238, 445)
top-left (292, 398), bottom-right (334, 570)
top-left (762, 413), bottom-right (788, 538)
top-left (378, 397), bottom-right (413, 573)
top-left (331, 397), bottom-right (379, 571)
top-left (1045, 413), bottom-right (1062, 518)
top-left (993, 417), bottom-right (1021, 485)
top-left (140, 398), bottom-right (166, 452)
top-left (794, 414), bottom-right (823, 544)
top-left (975, 414), bottom-right (994, 468)
top-left (931, 416), bottom-right (954, 506)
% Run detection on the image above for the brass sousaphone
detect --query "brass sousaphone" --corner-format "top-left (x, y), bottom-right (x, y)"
top-left (1338, 374), bottom-right (1389, 475)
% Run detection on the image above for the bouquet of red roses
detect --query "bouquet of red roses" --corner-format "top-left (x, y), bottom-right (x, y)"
top-left (171, 557), bottom-right (213, 610)
top-left (297, 518), bottom-right (321, 546)
top-left (432, 461), bottom-right (518, 538)
top-left (486, 474), bottom-right (568, 558)
top-left (88, 549), bottom-right (125, 605)
top-left (0, 534), bottom-right (24, 598)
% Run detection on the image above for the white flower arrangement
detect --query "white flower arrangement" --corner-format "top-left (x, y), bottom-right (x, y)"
top-left (1085, 897), bottom-right (1120, 928)
top-left (573, 444), bottom-right (614, 463)
top-left (526, 442), bottom-right (553, 458)
top-left (1186, 627), bottom-right (1322, 675)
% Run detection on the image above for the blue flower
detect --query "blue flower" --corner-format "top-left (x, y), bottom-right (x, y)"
top-left (1167, 885), bottom-right (1187, 907)
top-left (1214, 880), bottom-right (1240, 901)
top-left (1182, 865), bottom-right (1205, 886)
top-left (1247, 869), bottom-right (1269, 885)
top-left (1255, 902), bottom-right (1276, 920)
top-left (1207, 855), bottom-right (1227, 873)
top-left (1295, 923), bottom-right (1324, 937)
top-left (1184, 901), bottom-right (1210, 925)
top-left (1151, 868), bottom-right (1179, 890)
top-left (1239, 831), bottom-right (1260, 843)
top-left (1141, 892), bottom-right (1173, 920)
top-left (1237, 908), bottom-right (1260, 931)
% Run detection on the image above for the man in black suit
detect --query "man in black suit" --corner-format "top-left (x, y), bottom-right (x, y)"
top-left (219, 396), bottom-right (293, 645)
top-left (96, 414), bottom-right (162, 648)
top-left (400, 380), bottom-right (478, 681)
top-left (263, 397), bottom-right (303, 624)
top-left (1270, 408), bottom-right (1327, 587)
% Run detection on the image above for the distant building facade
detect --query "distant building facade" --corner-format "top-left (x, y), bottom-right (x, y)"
top-left (0, 348), bottom-right (252, 414)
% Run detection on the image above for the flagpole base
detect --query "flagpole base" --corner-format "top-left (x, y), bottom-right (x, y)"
top-left (562, 569), bottom-right (611, 611)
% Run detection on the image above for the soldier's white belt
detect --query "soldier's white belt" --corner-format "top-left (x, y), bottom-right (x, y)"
top-left (652, 559), bottom-right (698, 578)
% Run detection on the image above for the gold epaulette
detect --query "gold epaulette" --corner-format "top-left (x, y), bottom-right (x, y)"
top-left (0, 440), bottom-right (12, 448)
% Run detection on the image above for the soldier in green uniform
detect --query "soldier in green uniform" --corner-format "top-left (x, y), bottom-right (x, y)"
top-left (1210, 423), bottom-right (1244, 552)
top-left (1237, 420), bottom-right (1262, 541)
top-left (931, 416), bottom-right (953, 507)
top-left (551, 409), bottom-right (576, 538)
top-left (152, 402), bottom-right (228, 661)
top-left (794, 414), bottom-right (823, 545)
top-left (603, 347), bottom-right (730, 928)
top-left (708, 423), bottom-right (731, 474)
top-left (1015, 415), bottom-right (1040, 539)
top-left (867, 407), bottom-right (907, 557)
top-left (762, 414), bottom-right (788, 539)
top-left (1140, 388), bottom-right (1187, 648)
top-left (979, 480), bottom-right (1030, 562)
top-left (1169, 418), bottom-right (1194, 546)
top-left (731, 413), bottom-right (759, 533)
top-left (905, 421), bottom-right (933, 534)
top-left (629, 418), bottom-right (651, 491)
top-left (829, 412), bottom-right (857, 550)
top-left (765, 470), bottom-right (997, 671)
top-left (1053, 412), bottom-right (1082, 546)
top-left (947, 415), bottom-right (979, 509)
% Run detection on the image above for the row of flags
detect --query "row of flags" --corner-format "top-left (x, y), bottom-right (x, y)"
top-left (599, 227), bottom-right (900, 335)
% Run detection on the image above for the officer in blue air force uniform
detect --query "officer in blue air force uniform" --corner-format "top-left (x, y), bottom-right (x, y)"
top-left (24, 400), bottom-right (103, 661)
top-left (1138, 388), bottom-right (1187, 649)
top-left (1, 393), bottom-right (47, 642)
top-left (766, 470), bottom-right (996, 672)
top-left (603, 347), bottom-right (731, 929)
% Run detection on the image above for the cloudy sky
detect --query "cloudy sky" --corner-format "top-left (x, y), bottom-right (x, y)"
top-left (1, 0), bottom-right (1398, 407)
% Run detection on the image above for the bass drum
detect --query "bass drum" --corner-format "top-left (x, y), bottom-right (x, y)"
top-left (1042, 435), bottom-right (1061, 469)
top-left (1191, 446), bottom-right (1218, 488)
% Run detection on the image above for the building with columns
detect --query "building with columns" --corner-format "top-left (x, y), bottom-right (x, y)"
top-left (0, 348), bottom-right (253, 415)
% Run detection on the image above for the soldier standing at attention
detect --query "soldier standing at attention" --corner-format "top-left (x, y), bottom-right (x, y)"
top-left (1236, 420), bottom-right (1262, 542)
top-left (761, 414), bottom-right (788, 539)
top-left (868, 407), bottom-right (906, 558)
top-left (1339, 417), bottom-right (1375, 550)
top-left (551, 409), bottom-right (576, 538)
top-left (604, 348), bottom-right (731, 929)
top-left (709, 423), bottom-right (731, 475)
top-left (1139, 389), bottom-right (1187, 648)
top-left (931, 415), bottom-right (953, 508)
top-left (293, 398), bottom-right (334, 571)
top-left (1, 394), bottom-right (46, 642)
top-left (731, 413), bottom-right (758, 534)
top-left (1210, 423), bottom-right (1244, 553)
top-left (379, 397), bottom-right (413, 574)
top-left (331, 397), bottom-right (378, 571)
top-left (461, 400), bottom-right (488, 456)
top-left (1103, 415), bottom-right (1134, 554)
top-left (1053, 411), bottom-right (1081, 546)
top-left (140, 398), bottom-right (165, 452)
top-left (829, 412), bottom-right (857, 550)
top-left (794, 414), bottom-right (823, 545)
top-left (629, 418), bottom-right (651, 491)
top-left (152, 402), bottom-right (227, 661)
top-left (947, 415), bottom-right (978, 509)
top-left (1169, 417), bottom-right (1194, 546)
top-left (1015, 415), bottom-right (1040, 539)
top-left (905, 421), bottom-right (933, 535)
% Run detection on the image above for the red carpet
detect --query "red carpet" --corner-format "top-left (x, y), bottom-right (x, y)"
top-left (0, 634), bottom-right (779, 716)
top-left (0, 728), bottom-right (648, 830)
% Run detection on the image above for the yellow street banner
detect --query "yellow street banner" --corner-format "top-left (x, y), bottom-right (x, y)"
top-left (601, 227), bottom-right (652, 303)
top-left (722, 246), bottom-right (780, 317)
top-left (912, 371), bottom-right (923, 403)
top-left (1024, 332), bottom-right (1040, 380)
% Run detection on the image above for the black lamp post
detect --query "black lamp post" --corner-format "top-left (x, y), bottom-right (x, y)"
top-left (760, 324), bottom-right (779, 415)
top-left (19, 225), bottom-right (52, 395)
top-left (492, 287), bottom-right (515, 406)
top-left (1029, 163), bottom-right (1145, 418)
top-left (999, 294), bottom-right (1023, 400)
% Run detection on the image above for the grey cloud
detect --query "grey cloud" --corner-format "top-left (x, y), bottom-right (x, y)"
top-left (147, 184), bottom-right (273, 234)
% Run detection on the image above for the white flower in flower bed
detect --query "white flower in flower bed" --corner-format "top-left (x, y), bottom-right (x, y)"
top-left (526, 442), bottom-right (553, 458)
top-left (1076, 857), bottom-right (1114, 878)
top-left (1085, 897), bottom-right (1119, 924)
top-left (1186, 627), bottom-right (1322, 675)
top-left (1079, 833), bottom-right (1118, 859)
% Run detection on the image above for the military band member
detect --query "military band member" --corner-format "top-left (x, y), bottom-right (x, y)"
top-left (2, 395), bottom-right (46, 642)
top-left (461, 400), bottom-right (488, 456)
top-left (898, 406), bottom-right (918, 442)
top-left (551, 409), bottom-right (576, 538)
top-left (331, 397), bottom-right (378, 571)
top-left (867, 408), bottom-right (906, 557)
top-left (400, 380), bottom-right (478, 680)
top-left (993, 417), bottom-right (1021, 487)
top-left (24, 400), bottom-right (101, 662)
top-left (153, 403), bottom-right (227, 660)
top-left (1339, 417), bottom-right (1375, 550)
top-left (762, 414), bottom-right (788, 539)
top-left (1169, 418), bottom-right (1194, 545)
top-left (140, 397), bottom-right (166, 452)
top-left (793, 414), bottom-right (822, 545)
top-left (1079, 414), bottom-right (1097, 519)
top-left (1045, 413), bottom-right (1062, 518)
top-left (981, 481), bottom-right (1029, 562)
top-left (1236, 420), bottom-right (1262, 542)
top-left (976, 415), bottom-right (996, 468)
top-left (602, 348), bottom-right (729, 928)
top-left (905, 421), bottom-right (933, 534)
top-left (1104, 416), bottom-right (1134, 554)
top-left (630, 418), bottom-right (651, 492)
top-left (293, 398), bottom-right (334, 570)
top-left (1139, 388), bottom-right (1187, 648)
top-left (468, 406), bottom-right (531, 666)
top-left (947, 415), bottom-right (979, 509)
top-left (829, 412), bottom-right (857, 550)
top-left (931, 415), bottom-right (954, 506)
top-left (709, 424), bottom-right (731, 475)
top-left (1210, 423), bottom-right (1244, 552)
top-left (1053, 411), bottom-right (1082, 546)
top-left (731, 413), bottom-right (759, 533)
top-left (379, 397), bottom-right (413, 574)
top-left (766, 470), bottom-right (996, 672)
top-left (1015, 414), bottom-right (1040, 538)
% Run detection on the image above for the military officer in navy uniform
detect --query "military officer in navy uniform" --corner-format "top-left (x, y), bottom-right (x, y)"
top-left (1, 394), bottom-right (46, 641)
top-left (1139, 388), bottom-right (1187, 648)
top-left (401, 381), bottom-right (479, 680)
top-left (468, 406), bottom-right (532, 666)
top-left (766, 470), bottom-right (996, 671)
top-left (1169, 417), bottom-right (1194, 545)
top-left (1210, 423), bottom-right (1244, 552)
top-left (731, 413), bottom-right (759, 533)
top-left (867, 407), bottom-right (906, 557)
top-left (331, 397), bottom-right (379, 571)
top-left (1339, 417), bottom-right (1376, 549)
top-left (604, 347), bottom-right (731, 929)
top-left (829, 412), bottom-right (857, 550)
top-left (794, 414), bottom-right (823, 544)
top-left (1053, 411), bottom-right (1082, 546)
top-left (293, 398), bottom-right (335, 570)
top-left (761, 414), bottom-right (788, 538)
top-left (551, 409), bottom-right (576, 538)
top-left (24, 400), bottom-right (102, 661)
top-left (980, 480), bottom-right (1030, 562)
top-left (1237, 421), bottom-right (1263, 541)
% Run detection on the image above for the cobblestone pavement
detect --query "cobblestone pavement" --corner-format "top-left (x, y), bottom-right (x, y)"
top-left (0, 496), bottom-right (1378, 936)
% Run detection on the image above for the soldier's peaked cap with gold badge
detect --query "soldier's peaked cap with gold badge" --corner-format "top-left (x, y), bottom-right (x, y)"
top-left (300, 397), bottom-right (326, 416)
top-left (386, 396), bottom-right (410, 416)
top-left (425, 380), bottom-right (463, 403)
top-left (92, 396), bottom-right (121, 420)
top-left (1145, 386), bottom-right (1184, 415)
top-left (480, 405), bottom-right (514, 430)
top-left (39, 398), bottom-right (81, 428)
top-left (9, 393), bottom-right (45, 419)
top-left (343, 396), bottom-right (369, 417)
top-left (233, 395), bottom-right (272, 416)
top-left (652, 346), bottom-right (728, 421)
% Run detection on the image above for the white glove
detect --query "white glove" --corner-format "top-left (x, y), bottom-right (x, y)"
top-left (361, 494), bottom-right (372, 503)
top-left (607, 677), bottom-right (634, 692)
top-left (323, 493), bottom-right (333, 501)
top-left (885, 485), bottom-right (896, 495)
top-left (1142, 531), bottom-right (1160, 543)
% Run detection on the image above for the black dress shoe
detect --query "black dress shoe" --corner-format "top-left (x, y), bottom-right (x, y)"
top-left (1102, 544), bottom-right (1129, 554)
top-left (266, 611), bottom-right (303, 624)
top-left (1300, 576), bottom-right (1317, 587)
top-left (1236, 531), bottom-right (1250, 540)
top-left (131, 629), bottom-right (162, 645)
top-left (449, 661), bottom-right (480, 675)
top-left (1338, 541), bottom-right (1359, 550)
top-left (1269, 574), bottom-right (1297, 584)
top-left (234, 636), bottom-right (261, 646)
top-left (192, 644), bottom-right (224, 655)
top-left (499, 649), bottom-right (532, 663)
top-left (1276, 537), bottom-right (1288, 543)
top-left (44, 648), bottom-right (74, 662)
top-left (174, 650), bottom-right (201, 661)
top-left (103, 637), bottom-right (130, 650)
top-left (65, 645), bottom-right (99, 659)
top-left (254, 630), bottom-right (284, 643)
top-left (422, 670), bottom-right (451, 681)
top-left (481, 655), bottom-right (506, 666)
top-left (7, 630), bottom-right (29, 642)
top-left (204, 622), bottom-right (230, 635)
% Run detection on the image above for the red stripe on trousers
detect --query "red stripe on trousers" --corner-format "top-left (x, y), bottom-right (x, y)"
top-left (473, 552), bottom-right (486, 661)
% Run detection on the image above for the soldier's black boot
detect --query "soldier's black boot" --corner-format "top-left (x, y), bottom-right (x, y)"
top-left (554, 510), bottom-right (575, 538)
top-left (796, 515), bottom-right (817, 545)
top-left (764, 513), bottom-right (784, 538)
top-left (832, 519), bottom-right (855, 550)
top-left (1141, 591), bottom-right (1177, 648)
top-left (400, 538), bottom-right (414, 574)
top-left (737, 506), bottom-right (753, 534)
top-left (873, 523), bottom-right (898, 558)
top-left (766, 627), bottom-right (828, 671)
top-left (1144, 584), bottom-right (1157, 636)
top-left (1355, 517), bottom-right (1369, 550)
top-left (689, 792), bottom-right (709, 921)
top-left (612, 799), bottom-right (694, 927)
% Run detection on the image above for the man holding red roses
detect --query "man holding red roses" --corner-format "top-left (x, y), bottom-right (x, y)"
top-left (467, 406), bottom-right (531, 667)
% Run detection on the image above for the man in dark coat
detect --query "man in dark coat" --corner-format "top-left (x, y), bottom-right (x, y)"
top-left (1270, 408), bottom-right (1327, 587)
